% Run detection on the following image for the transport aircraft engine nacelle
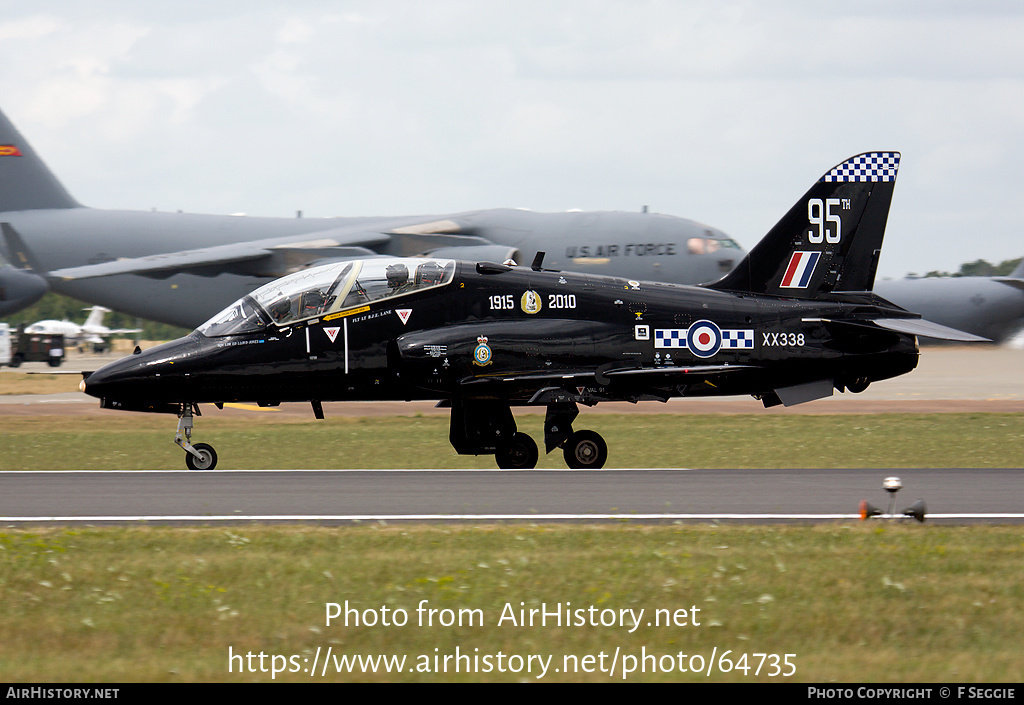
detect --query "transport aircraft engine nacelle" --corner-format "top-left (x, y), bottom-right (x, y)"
top-left (0, 266), bottom-right (48, 315)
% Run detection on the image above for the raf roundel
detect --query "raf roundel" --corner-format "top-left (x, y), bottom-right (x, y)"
top-left (686, 320), bottom-right (722, 358)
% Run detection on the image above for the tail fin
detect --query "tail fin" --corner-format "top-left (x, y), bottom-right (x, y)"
top-left (83, 306), bottom-right (110, 329)
top-left (709, 152), bottom-right (900, 298)
top-left (0, 108), bottom-right (80, 212)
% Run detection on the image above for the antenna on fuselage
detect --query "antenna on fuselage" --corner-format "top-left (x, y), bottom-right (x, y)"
top-left (531, 252), bottom-right (546, 272)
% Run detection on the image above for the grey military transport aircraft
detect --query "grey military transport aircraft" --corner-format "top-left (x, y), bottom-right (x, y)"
top-left (0, 107), bottom-right (741, 328)
top-left (874, 261), bottom-right (1024, 344)
top-left (80, 152), bottom-right (985, 470)
top-left (1, 107), bottom-right (1020, 344)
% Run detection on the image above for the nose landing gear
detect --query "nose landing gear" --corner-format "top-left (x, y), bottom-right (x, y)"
top-left (175, 404), bottom-right (218, 470)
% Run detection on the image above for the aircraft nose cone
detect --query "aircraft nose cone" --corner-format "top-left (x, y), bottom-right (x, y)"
top-left (80, 360), bottom-right (131, 400)
top-left (81, 335), bottom-right (201, 403)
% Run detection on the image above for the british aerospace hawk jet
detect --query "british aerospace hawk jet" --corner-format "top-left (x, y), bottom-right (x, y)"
top-left (81, 152), bottom-right (984, 470)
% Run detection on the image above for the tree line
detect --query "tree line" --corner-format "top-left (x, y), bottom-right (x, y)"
top-left (1, 292), bottom-right (188, 340)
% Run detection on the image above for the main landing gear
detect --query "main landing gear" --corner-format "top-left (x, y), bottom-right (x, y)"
top-left (176, 404), bottom-right (218, 470)
top-left (449, 399), bottom-right (607, 469)
top-left (171, 399), bottom-right (605, 470)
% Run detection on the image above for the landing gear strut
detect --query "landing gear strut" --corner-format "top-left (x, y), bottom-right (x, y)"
top-left (448, 399), bottom-right (607, 469)
top-left (175, 404), bottom-right (218, 470)
top-left (545, 402), bottom-right (608, 469)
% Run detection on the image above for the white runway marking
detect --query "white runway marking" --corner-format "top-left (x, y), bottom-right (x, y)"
top-left (4, 513), bottom-right (1023, 523)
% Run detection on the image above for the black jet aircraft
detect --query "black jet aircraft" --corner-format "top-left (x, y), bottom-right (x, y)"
top-left (81, 152), bottom-right (984, 470)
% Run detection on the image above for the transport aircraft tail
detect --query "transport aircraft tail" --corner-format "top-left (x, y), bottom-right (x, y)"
top-left (82, 305), bottom-right (110, 330)
top-left (0, 108), bottom-right (81, 212)
top-left (709, 152), bottom-right (900, 299)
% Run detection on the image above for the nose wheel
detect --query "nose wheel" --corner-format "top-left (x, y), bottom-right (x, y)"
top-left (185, 442), bottom-right (218, 470)
top-left (175, 404), bottom-right (218, 470)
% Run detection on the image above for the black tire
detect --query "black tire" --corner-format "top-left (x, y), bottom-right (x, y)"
top-left (185, 442), bottom-right (218, 470)
top-left (563, 430), bottom-right (607, 469)
top-left (495, 432), bottom-right (538, 469)
top-left (9, 354), bottom-right (22, 368)
top-left (48, 357), bottom-right (61, 368)
top-left (846, 378), bottom-right (870, 393)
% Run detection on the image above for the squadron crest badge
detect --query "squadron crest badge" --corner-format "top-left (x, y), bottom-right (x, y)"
top-left (520, 290), bottom-right (542, 315)
top-left (473, 335), bottom-right (493, 366)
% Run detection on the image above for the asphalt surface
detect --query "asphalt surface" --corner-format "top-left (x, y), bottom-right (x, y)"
top-left (2, 346), bottom-right (1021, 524)
top-left (2, 467), bottom-right (1021, 524)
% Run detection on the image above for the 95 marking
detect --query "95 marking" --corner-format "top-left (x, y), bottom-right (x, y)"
top-left (763, 332), bottom-right (804, 347)
top-left (807, 197), bottom-right (849, 244)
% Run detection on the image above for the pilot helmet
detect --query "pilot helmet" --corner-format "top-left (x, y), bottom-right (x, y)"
top-left (301, 289), bottom-right (326, 314)
top-left (271, 298), bottom-right (291, 321)
top-left (415, 261), bottom-right (443, 286)
top-left (386, 263), bottom-right (410, 289)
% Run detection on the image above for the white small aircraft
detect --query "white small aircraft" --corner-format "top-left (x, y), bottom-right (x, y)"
top-left (24, 306), bottom-right (140, 352)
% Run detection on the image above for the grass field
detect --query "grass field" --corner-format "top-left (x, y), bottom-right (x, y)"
top-left (1, 524), bottom-right (1022, 682)
top-left (1, 410), bottom-right (1023, 470)
top-left (2, 370), bottom-right (1022, 682)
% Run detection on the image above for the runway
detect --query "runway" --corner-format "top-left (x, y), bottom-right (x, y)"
top-left (2, 346), bottom-right (1022, 525)
top-left (2, 467), bottom-right (1021, 525)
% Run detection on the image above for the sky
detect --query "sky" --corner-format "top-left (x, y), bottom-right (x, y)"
top-left (1, 0), bottom-right (1022, 279)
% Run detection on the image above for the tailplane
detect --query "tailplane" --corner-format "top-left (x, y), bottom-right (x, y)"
top-left (0, 108), bottom-right (80, 212)
top-left (710, 152), bottom-right (900, 298)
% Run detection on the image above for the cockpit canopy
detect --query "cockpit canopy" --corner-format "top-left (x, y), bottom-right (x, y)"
top-left (198, 258), bottom-right (456, 337)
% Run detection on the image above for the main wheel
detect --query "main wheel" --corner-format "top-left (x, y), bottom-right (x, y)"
top-left (846, 378), bottom-right (870, 393)
top-left (495, 432), bottom-right (538, 469)
top-left (185, 442), bottom-right (218, 470)
top-left (563, 430), bottom-right (607, 469)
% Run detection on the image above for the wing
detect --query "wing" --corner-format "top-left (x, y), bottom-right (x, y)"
top-left (43, 229), bottom-right (391, 281)
top-left (805, 316), bottom-right (989, 342)
top-left (993, 277), bottom-right (1024, 292)
top-left (6, 218), bottom-right (518, 282)
top-left (458, 363), bottom-right (759, 403)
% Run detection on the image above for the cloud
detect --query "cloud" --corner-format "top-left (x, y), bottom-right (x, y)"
top-left (1, 1), bottom-right (1023, 276)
